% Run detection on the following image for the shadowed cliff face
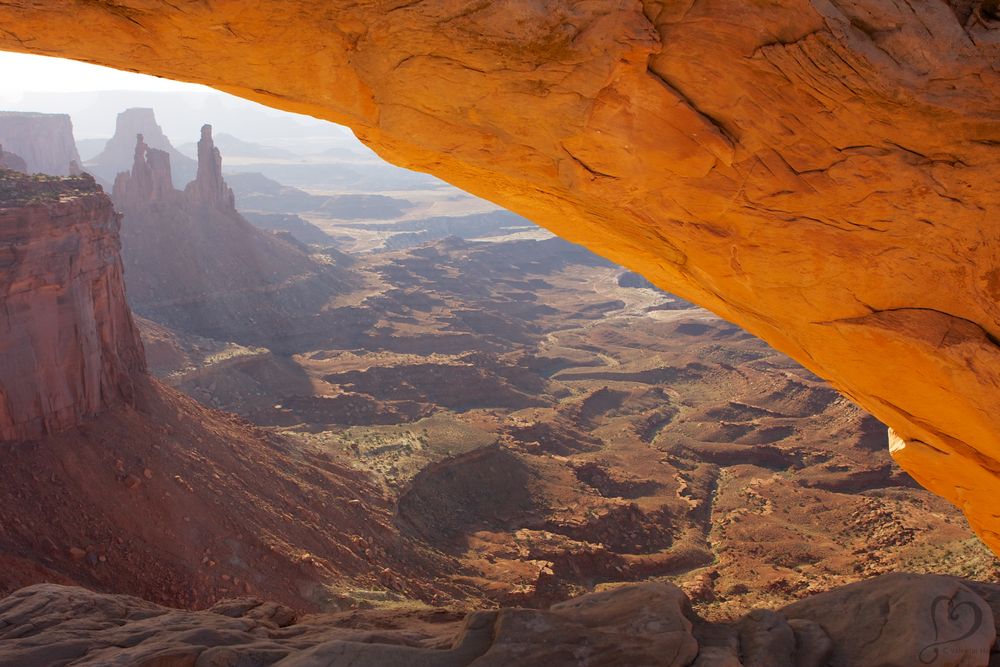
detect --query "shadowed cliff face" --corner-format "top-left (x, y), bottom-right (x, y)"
top-left (1, 2), bottom-right (999, 550)
top-left (113, 124), bottom-right (358, 349)
top-left (0, 170), bottom-right (145, 440)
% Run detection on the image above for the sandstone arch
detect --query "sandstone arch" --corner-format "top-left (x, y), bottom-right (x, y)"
top-left (1, 0), bottom-right (999, 551)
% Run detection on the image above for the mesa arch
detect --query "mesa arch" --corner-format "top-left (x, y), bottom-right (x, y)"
top-left (2, 1), bottom-right (1000, 551)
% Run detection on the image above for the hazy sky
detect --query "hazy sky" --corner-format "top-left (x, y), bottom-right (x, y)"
top-left (0, 51), bottom-right (207, 101)
top-left (0, 50), bottom-right (364, 153)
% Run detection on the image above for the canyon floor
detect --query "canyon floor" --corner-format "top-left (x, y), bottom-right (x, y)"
top-left (134, 197), bottom-right (999, 620)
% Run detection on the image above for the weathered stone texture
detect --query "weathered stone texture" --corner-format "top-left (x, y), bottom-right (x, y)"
top-left (0, 573), bottom-right (996, 666)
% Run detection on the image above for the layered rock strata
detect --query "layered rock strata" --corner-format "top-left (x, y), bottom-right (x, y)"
top-left (0, 573), bottom-right (996, 667)
top-left (0, 170), bottom-right (145, 441)
top-left (0, 111), bottom-right (81, 176)
top-left (0, 1), bottom-right (998, 549)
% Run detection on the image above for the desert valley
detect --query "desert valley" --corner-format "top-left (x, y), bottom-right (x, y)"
top-left (0, 3), bottom-right (999, 662)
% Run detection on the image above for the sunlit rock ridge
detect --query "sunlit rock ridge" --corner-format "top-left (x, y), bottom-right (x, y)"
top-left (1, 1), bottom-right (999, 550)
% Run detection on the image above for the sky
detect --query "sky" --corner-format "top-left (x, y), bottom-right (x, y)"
top-left (0, 51), bottom-right (207, 101)
top-left (0, 50), bottom-right (354, 145)
top-left (0, 49), bottom-right (415, 179)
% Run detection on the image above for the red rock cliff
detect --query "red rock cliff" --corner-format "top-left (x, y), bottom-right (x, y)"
top-left (0, 170), bottom-right (145, 441)
top-left (113, 123), bottom-right (353, 348)
top-left (2, 1), bottom-right (1000, 552)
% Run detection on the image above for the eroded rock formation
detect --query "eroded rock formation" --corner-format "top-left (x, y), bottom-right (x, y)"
top-left (0, 148), bottom-right (465, 611)
top-left (1, 573), bottom-right (997, 667)
top-left (0, 170), bottom-right (144, 441)
top-left (88, 107), bottom-right (196, 187)
top-left (0, 1), bottom-right (997, 549)
top-left (113, 122), bottom-right (356, 348)
top-left (0, 111), bottom-right (81, 176)
top-left (185, 123), bottom-right (235, 209)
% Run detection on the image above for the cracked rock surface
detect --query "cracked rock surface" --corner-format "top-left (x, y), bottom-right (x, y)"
top-left (1, 1), bottom-right (999, 549)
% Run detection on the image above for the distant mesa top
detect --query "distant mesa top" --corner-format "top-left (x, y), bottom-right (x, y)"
top-left (0, 111), bottom-right (80, 176)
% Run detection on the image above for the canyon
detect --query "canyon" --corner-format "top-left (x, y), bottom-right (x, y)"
top-left (0, 171), bottom-right (454, 614)
top-left (0, 1), bottom-right (999, 663)
top-left (1, 150), bottom-right (997, 664)
top-left (0, 94), bottom-right (998, 661)
top-left (1, 0), bottom-right (998, 556)
top-left (113, 120), bottom-right (356, 347)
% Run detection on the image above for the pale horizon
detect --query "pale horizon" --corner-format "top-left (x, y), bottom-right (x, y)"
top-left (0, 51), bottom-right (209, 102)
top-left (0, 51), bottom-right (355, 144)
